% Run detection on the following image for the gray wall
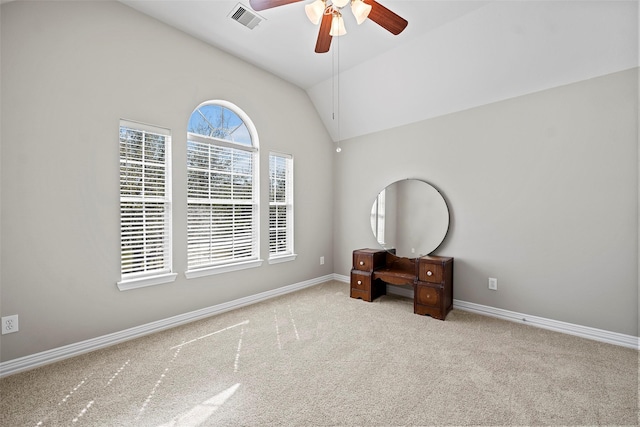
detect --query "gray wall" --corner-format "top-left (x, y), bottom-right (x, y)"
top-left (1, 0), bottom-right (637, 365)
top-left (333, 68), bottom-right (638, 337)
top-left (0, 1), bottom-right (334, 361)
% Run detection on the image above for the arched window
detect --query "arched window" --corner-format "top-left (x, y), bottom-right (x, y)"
top-left (185, 101), bottom-right (261, 277)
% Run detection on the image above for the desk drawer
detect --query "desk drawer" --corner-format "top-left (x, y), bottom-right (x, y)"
top-left (353, 249), bottom-right (385, 272)
top-left (418, 256), bottom-right (452, 283)
top-left (418, 262), bottom-right (444, 283)
top-left (350, 269), bottom-right (385, 302)
top-left (415, 283), bottom-right (441, 307)
top-left (350, 270), bottom-right (371, 291)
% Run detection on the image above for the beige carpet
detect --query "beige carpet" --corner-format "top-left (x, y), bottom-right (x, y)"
top-left (1, 281), bottom-right (638, 426)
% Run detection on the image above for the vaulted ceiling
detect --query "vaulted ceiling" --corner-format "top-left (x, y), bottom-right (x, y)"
top-left (119, 1), bottom-right (638, 141)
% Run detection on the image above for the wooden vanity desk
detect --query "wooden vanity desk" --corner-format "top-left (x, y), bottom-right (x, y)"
top-left (350, 248), bottom-right (453, 320)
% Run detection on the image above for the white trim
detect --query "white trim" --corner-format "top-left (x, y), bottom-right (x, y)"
top-left (333, 273), bottom-right (350, 283)
top-left (119, 120), bottom-right (173, 282)
top-left (186, 100), bottom-right (261, 274)
top-left (333, 274), bottom-right (639, 350)
top-left (0, 274), bottom-right (335, 378)
top-left (117, 272), bottom-right (178, 291)
top-left (268, 152), bottom-right (294, 259)
top-left (453, 300), bottom-right (639, 350)
top-left (190, 100), bottom-right (260, 150)
top-left (187, 132), bottom-right (257, 152)
top-left (185, 259), bottom-right (264, 279)
top-left (119, 119), bottom-right (170, 136)
top-left (268, 253), bottom-right (298, 264)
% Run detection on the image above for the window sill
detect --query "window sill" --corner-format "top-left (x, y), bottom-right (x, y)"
top-left (117, 272), bottom-right (178, 291)
top-left (268, 253), bottom-right (298, 264)
top-left (185, 259), bottom-right (264, 279)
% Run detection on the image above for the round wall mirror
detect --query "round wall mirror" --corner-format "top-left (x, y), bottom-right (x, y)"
top-left (370, 179), bottom-right (450, 258)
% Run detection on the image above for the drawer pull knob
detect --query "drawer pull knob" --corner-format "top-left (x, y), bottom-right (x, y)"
top-left (357, 280), bottom-right (362, 285)
top-left (427, 270), bottom-right (433, 276)
top-left (359, 261), bottom-right (364, 266)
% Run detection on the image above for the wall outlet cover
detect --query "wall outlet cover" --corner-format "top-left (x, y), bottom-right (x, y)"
top-left (2, 315), bottom-right (19, 334)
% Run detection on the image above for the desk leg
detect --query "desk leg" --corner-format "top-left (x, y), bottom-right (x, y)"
top-left (371, 278), bottom-right (386, 301)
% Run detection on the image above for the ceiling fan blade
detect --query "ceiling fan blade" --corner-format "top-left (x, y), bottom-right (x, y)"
top-left (315, 12), bottom-right (333, 53)
top-left (249, 0), bottom-right (302, 11)
top-left (363, 0), bottom-right (408, 35)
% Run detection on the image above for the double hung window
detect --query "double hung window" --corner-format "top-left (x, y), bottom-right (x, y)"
top-left (186, 102), bottom-right (261, 277)
top-left (269, 153), bottom-right (296, 263)
top-left (118, 120), bottom-right (176, 290)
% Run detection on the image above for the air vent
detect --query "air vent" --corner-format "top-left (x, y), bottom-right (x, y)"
top-left (229, 3), bottom-right (263, 30)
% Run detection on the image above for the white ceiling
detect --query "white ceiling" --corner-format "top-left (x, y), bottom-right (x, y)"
top-left (120, 0), bottom-right (488, 90)
top-left (118, 1), bottom-right (638, 141)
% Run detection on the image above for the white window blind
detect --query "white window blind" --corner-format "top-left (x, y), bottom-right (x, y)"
top-left (269, 153), bottom-right (295, 261)
top-left (119, 120), bottom-right (173, 284)
top-left (187, 135), bottom-right (258, 270)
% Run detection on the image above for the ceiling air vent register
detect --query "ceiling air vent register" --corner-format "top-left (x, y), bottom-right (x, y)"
top-left (229, 3), bottom-right (263, 29)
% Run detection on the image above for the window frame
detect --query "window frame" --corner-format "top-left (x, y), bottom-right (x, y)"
top-left (185, 101), bottom-right (262, 278)
top-left (268, 152), bottom-right (297, 264)
top-left (117, 119), bottom-right (177, 291)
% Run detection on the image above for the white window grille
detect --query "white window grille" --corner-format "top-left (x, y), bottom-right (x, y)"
top-left (185, 101), bottom-right (261, 277)
top-left (269, 153), bottom-right (296, 263)
top-left (118, 120), bottom-right (176, 290)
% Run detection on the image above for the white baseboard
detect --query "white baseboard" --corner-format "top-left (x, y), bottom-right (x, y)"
top-left (2, 274), bottom-right (636, 377)
top-left (453, 300), bottom-right (639, 350)
top-left (333, 273), bottom-right (350, 283)
top-left (334, 275), bottom-right (639, 350)
top-left (0, 274), bottom-right (335, 378)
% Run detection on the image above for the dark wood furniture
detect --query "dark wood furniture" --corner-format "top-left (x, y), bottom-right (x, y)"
top-left (350, 248), bottom-right (453, 320)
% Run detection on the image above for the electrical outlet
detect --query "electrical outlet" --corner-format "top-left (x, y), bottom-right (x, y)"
top-left (488, 278), bottom-right (498, 291)
top-left (2, 315), bottom-right (19, 334)
top-left (320, 256), bottom-right (325, 265)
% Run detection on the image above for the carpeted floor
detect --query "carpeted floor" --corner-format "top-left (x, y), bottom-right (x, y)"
top-left (1, 280), bottom-right (638, 426)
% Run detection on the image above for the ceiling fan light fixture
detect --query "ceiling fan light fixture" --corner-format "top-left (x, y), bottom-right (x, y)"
top-left (305, 0), bottom-right (325, 25)
top-left (329, 12), bottom-right (347, 36)
top-left (351, 0), bottom-right (371, 25)
top-left (249, 0), bottom-right (407, 52)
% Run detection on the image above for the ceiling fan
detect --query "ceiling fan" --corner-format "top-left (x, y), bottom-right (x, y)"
top-left (249, 0), bottom-right (408, 53)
